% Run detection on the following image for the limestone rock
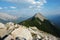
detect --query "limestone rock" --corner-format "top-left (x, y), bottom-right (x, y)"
top-left (4, 35), bottom-right (14, 40)
top-left (0, 23), bottom-right (7, 38)
top-left (11, 26), bottom-right (33, 40)
top-left (0, 22), bottom-right (60, 40)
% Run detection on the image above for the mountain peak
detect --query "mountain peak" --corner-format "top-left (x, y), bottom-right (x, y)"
top-left (19, 13), bottom-right (60, 37)
top-left (34, 13), bottom-right (46, 21)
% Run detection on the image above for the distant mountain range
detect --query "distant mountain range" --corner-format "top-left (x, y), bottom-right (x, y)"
top-left (19, 13), bottom-right (60, 37)
top-left (0, 13), bottom-right (28, 23)
top-left (0, 13), bottom-right (17, 23)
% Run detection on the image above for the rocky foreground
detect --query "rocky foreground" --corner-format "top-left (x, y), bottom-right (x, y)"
top-left (0, 22), bottom-right (60, 40)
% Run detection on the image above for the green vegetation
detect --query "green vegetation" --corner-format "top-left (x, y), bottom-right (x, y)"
top-left (19, 16), bottom-right (60, 37)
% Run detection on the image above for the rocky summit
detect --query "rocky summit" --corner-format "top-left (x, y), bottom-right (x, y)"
top-left (0, 22), bottom-right (60, 40)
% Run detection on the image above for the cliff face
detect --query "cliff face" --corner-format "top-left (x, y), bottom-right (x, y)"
top-left (0, 22), bottom-right (59, 40)
top-left (19, 13), bottom-right (60, 37)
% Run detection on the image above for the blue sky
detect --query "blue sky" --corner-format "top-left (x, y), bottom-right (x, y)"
top-left (0, 0), bottom-right (60, 17)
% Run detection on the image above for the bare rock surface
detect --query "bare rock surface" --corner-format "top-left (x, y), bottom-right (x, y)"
top-left (0, 22), bottom-right (60, 40)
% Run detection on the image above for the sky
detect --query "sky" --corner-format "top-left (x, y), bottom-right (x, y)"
top-left (0, 0), bottom-right (60, 17)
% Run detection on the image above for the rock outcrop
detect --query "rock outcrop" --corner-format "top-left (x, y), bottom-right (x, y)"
top-left (0, 22), bottom-right (60, 40)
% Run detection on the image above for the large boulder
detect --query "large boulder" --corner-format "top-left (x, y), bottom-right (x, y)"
top-left (0, 23), bottom-right (7, 38)
top-left (11, 26), bottom-right (33, 40)
top-left (0, 23), bottom-right (5, 28)
top-left (6, 22), bottom-right (15, 29)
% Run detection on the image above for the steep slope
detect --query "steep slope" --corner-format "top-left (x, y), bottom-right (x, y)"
top-left (19, 13), bottom-right (60, 37)
top-left (16, 16), bottom-right (30, 23)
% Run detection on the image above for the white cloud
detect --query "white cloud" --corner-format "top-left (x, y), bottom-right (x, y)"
top-left (28, 0), bottom-right (47, 9)
top-left (29, 6), bottom-right (33, 8)
top-left (0, 6), bottom-right (16, 10)
top-left (37, 6), bottom-right (41, 8)
top-left (2, 0), bottom-right (47, 5)
top-left (4, 7), bottom-right (8, 9)
top-left (1, 0), bottom-right (47, 12)
top-left (1, 0), bottom-right (47, 8)
top-left (5, 0), bottom-right (47, 4)
top-left (10, 6), bottom-right (16, 9)
top-left (0, 7), bottom-right (3, 10)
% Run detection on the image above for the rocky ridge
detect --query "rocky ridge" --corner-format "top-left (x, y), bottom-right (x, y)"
top-left (0, 22), bottom-right (60, 40)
